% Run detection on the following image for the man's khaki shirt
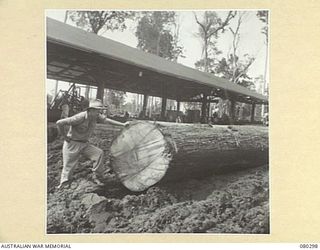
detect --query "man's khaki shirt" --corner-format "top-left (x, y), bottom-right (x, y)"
top-left (56, 111), bottom-right (106, 142)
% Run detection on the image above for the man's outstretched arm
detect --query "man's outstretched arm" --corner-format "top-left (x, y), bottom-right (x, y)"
top-left (99, 115), bottom-right (129, 127)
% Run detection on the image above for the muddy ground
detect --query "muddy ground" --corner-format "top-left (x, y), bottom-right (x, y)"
top-left (47, 123), bottom-right (269, 234)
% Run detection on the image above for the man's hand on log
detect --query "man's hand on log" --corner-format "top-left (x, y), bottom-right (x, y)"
top-left (124, 122), bottom-right (130, 127)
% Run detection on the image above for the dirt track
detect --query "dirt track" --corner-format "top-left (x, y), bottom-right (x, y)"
top-left (47, 123), bottom-right (269, 234)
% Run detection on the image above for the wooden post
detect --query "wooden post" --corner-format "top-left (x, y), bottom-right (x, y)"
top-left (103, 89), bottom-right (108, 106)
top-left (161, 84), bottom-right (167, 120)
top-left (230, 99), bottom-right (236, 124)
top-left (251, 103), bottom-right (256, 123)
top-left (161, 97), bottom-right (167, 121)
top-left (91, 67), bottom-right (106, 102)
top-left (96, 82), bottom-right (104, 101)
top-left (84, 86), bottom-right (90, 99)
top-left (148, 96), bottom-right (152, 118)
top-left (201, 94), bottom-right (208, 123)
top-left (140, 94), bottom-right (143, 112)
top-left (142, 94), bottom-right (148, 117)
top-left (136, 95), bottom-right (138, 110)
top-left (177, 100), bottom-right (180, 112)
top-left (207, 102), bottom-right (211, 118)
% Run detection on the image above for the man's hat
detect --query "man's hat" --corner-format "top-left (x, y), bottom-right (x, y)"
top-left (86, 99), bottom-right (107, 110)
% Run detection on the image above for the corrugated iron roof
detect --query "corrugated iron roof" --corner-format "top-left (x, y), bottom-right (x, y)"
top-left (46, 17), bottom-right (268, 104)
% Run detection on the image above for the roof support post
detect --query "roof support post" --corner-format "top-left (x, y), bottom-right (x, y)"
top-left (96, 82), bottom-right (105, 101)
top-left (148, 96), bottom-right (153, 118)
top-left (230, 99), bottom-right (236, 124)
top-left (161, 97), bottom-right (167, 121)
top-left (142, 94), bottom-right (148, 118)
top-left (261, 102), bottom-right (268, 117)
top-left (177, 100), bottom-right (180, 112)
top-left (251, 103), bottom-right (256, 123)
top-left (201, 93), bottom-right (208, 124)
top-left (139, 94), bottom-right (143, 112)
top-left (207, 102), bottom-right (211, 118)
top-left (161, 84), bottom-right (167, 121)
top-left (93, 68), bottom-right (105, 102)
top-left (85, 86), bottom-right (90, 99)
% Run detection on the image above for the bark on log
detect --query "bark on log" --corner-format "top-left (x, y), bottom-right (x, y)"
top-left (110, 121), bottom-right (268, 192)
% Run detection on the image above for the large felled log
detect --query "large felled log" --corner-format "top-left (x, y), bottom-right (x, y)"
top-left (110, 121), bottom-right (268, 192)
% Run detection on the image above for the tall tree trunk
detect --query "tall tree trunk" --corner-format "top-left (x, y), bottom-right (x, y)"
top-left (64, 10), bottom-right (69, 24)
top-left (156, 34), bottom-right (161, 56)
top-left (204, 37), bottom-right (208, 73)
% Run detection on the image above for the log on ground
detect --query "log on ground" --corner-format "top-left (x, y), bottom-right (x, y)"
top-left (110, 121), bottom-right (268, 192)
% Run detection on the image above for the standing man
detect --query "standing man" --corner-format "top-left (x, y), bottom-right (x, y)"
top-left (59, 94), bottom-right (70, 135)
top-left (60, 94), bottom-right (70, 119)
top-left (56, 99), bottom-right (129, 189)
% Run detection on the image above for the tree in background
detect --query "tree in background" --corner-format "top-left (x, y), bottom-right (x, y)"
top-left (68, 11), bottom-right (134, 111)
top-left (256, 10), bottom-right (268, 91)
top-left (194, 11), bottom-right (258, 88)
top-left (257, 10), bottom-right (269, 116)
top-left (193, 11), bottom-right (236, 121)
top-left (253, 75), bottom-right (265, 93)
top-left (135, 11), bottom-right (184, 60)
top-left (213, 12), bottom-right (255, 88)
top-left (105, 89), bottom-right (126, 111)
top-left (256, 11), bottom-right (268, 44)
top-left (135, 11), bottom-right (184, 116)
top-left (214, 12), bottom-right (258, 121)
top-left (68, 11), bottom-right (134, 35)
top-left (194, 11), bottom-right (260, 122)
top-left (194, 11), bottom-right (236, 73)
top-left (214, 54), bottom-right (255, 88)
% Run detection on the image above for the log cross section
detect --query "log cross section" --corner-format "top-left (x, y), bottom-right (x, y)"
top-left (110, 121), bottom-right (269, 191)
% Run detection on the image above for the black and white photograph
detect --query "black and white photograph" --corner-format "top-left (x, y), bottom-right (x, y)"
top-left (46, 10), bottom-right (269, 234)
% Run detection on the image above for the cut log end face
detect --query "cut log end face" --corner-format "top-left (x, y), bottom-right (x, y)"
top-left (110, 122), bottom-right (172, 192)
